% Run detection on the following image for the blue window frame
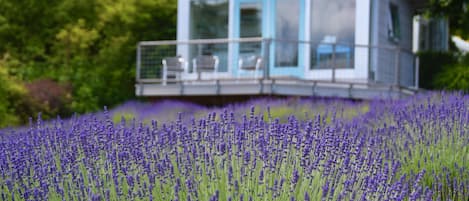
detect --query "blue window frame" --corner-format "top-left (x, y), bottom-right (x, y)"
top-left (269, 0), bottom-right (305, 78)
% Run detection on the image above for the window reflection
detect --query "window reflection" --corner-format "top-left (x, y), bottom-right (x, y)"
top-left (190, 0), bottom-right (229, 72)
top-left (311, 0), bottom-right (355, 69)
top-left (275, 0), bottom-right (299, 67)
top-left (240, 2), bottom-right (262, 38)
top-left (239, 1), bottom-right (262, 58)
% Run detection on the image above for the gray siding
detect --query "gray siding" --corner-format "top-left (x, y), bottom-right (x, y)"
top-left (370, 0), bottom-right (415, 87)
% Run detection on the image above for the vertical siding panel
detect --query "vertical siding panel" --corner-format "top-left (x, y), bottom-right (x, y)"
top-left (373, 0), bottom-right (414, 86)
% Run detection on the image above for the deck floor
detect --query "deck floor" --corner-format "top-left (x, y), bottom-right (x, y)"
top-left (135, 78), bottom-right (417, 99)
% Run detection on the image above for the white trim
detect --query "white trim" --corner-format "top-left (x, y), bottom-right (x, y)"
top-left (303, 0), bottom-right (311, 78)
top-left (228, 0), bottom-right (235, 74)
top-left (177, 0), bottom-right (190, 59)
top-left (354, 0), bottom-right (370, 80)
top-left (370, 0), bottom-right (379, 75)
top-left (412, 16), bottom-right (420, 53)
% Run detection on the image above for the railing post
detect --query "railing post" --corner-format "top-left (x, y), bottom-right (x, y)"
top-left (263, 38), bottom-right (271, 80)
top-left (415, 55), bottom-right (419, 89)
top-left (394, 47), bottom-right (401, 87)
top-left (136, 43), bottom-right (142, 82)
top-left (332, 43), bottom-right (336, 82)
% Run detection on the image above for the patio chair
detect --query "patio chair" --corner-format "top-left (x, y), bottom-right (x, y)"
top-left (316, 35), bottom-right (351, 69)
top-left (162, 56), bottom-right (188, 85)
top-left (238, 55), bottom-right (263, 79)
top-left (192, 55), bottom-right (219, 80)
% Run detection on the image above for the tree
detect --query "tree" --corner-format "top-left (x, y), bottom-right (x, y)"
top-left (428, 0), bottom-right (469, 38)
top-left (0, 0), bottom-right (178, 126)
top-left (425, 0), bottom-right (469, 91)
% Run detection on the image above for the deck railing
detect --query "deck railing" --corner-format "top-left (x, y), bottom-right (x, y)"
top-left (136, 38), bottom-right (418, 89)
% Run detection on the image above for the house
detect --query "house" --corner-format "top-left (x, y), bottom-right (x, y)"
top-left (135, 0), bottom-right (432, 99)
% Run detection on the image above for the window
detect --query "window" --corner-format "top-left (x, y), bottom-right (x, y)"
top-left (275, 0), bottom-right (300, 67)
top-left (388, 3), bottom-right (400, 43)
top-left (190, 0), bottom-right (229, 39)
top-left (310, 0), bottom-right (355, 69)
top-left (239, 2), bottom-right (262, 59)
top-left (190, 0), bottom-right (229, 72)
top-left (240, 2), bottom-right (262, 38)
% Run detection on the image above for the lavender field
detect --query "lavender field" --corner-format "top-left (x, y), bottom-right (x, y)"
top-left (0, 92), bottom-right (468, 201)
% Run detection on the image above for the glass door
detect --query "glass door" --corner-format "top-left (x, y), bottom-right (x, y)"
top-left (270, 0), bottom-right (305, 78)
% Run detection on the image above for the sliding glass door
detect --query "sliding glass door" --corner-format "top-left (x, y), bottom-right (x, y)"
top-left (270, 0), bottom-right (305, 78)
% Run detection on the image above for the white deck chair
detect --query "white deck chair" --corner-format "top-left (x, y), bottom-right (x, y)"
top-left (162, 56), bottom-right (188, 85)
top-left (238, 55), bottom-right (263, 79)
top-left (192, 55), bottom-right (219, 80)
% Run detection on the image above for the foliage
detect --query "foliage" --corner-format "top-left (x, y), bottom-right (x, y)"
top-left (0, 55), bottom-right (76, 127)
top-left (423, 1), bottom-right (469, 91)
top-left (0, 55), bottom-right (25, 127)
top-left (0, 0), bottom-right (177, 125)
top-left (24, 79), bottom-right (73, 119)
top-left (417, 51), bottom-right (456, 89)
top-left (433, 54), bottom-right (469, 91)
top-left (435, 64), bottom-right (469, 91)
top-left (427, 0), bottom-right (469, 38)
top-left (0, 93), bottom-right (467, 200)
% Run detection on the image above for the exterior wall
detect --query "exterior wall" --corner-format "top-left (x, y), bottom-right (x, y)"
top-left (370, 0), bottom-right (415, 87)
top-left (177, 0), bottom-right (416, 86)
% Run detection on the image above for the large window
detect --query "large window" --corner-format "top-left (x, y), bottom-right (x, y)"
top-left (190, 0), bottom-right (229, 72)
top-left (310, 0), bottom-right (355, 69)
top-left (275, 0), bottom-right (300, 67)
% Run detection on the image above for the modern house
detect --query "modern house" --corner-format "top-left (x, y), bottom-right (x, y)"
top-left (135, 0), bottom-right (431, 99)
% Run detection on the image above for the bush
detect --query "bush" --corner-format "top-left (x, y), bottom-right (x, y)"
top-left (24, 79), bottom-right (73, 120)
top-left (0, 55), bottom-right (26, 127)
top-left (417, 51), bottom-right (457, 89)
top-left (435, 64), bottom-right (469, 91)
top-left (434, 53), bottom-right (469, 91)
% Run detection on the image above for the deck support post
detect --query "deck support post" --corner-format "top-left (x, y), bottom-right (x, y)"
top-left (179, 81), bottom-right (184, 95)
top-left (348, 83), bottom-right (353, 98)
top-left (136, 43), bottom-right (142, 82)
top-left (312, 81), bottom-right (317, 96)
top-left (216, 80), bottom-right (221, 95)
top-left (415, 56), bottom-right (419, 89)
top-left (394, 47), bottom-right (401, 87)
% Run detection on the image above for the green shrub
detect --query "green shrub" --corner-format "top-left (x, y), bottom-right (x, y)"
top-left (435, 63), bottom-right (469, 91)
top-left (24, 79), bottom-right (73, 120)
top-left (417, 51), bottom-right (457, 89)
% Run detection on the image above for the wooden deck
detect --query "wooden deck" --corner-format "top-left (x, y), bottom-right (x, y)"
top-left (135, 78), bottom-right (418, 99)
top-left (135, 38), bottom-right (419, 99)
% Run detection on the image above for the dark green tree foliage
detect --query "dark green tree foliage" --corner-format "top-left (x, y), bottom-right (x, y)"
top-left (0, 64), bottom-right (23, 127)
top-left (417, 51), bottom-right (456, 89)
top-left (0, 0), bottom-right (176, 126)
top-left (426, 0), bottom-right (469, 91)
top-left (435, 54), bottom-right (469, 91)
top-left (428, 0), bottom-right (469, 38)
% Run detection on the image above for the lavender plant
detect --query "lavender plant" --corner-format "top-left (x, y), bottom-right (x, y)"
top-left (0, 92), bottom-right (467, 200)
